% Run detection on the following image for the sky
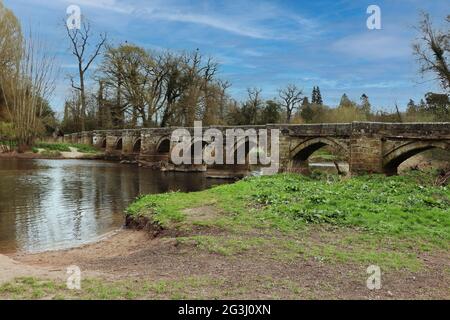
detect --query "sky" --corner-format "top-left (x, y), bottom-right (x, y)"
top-left (3, 0), bottom-right (449, 115)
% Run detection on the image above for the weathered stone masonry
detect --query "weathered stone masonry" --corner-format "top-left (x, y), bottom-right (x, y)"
top-left (65, 122), bottom-right (450, 176)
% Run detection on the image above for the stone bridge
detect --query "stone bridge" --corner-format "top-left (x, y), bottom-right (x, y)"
top-left (65, 122), bottom-right (450, 178)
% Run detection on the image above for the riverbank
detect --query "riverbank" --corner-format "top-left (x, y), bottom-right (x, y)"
top-left (0, 143), bottom-right (104, 160)
top-left (1, 171), bottom-right (449, 299)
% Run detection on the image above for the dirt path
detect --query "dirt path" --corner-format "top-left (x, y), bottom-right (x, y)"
top-left (59, 147), bottom-right (90, 159)
top-left (6, 227), bottom-right (449, 299)
top-left (0, 254), bottom-right (64, 284)
top-left (2, 230), bottom-right (144, 285)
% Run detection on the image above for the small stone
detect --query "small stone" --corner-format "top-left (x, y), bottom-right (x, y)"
top-left (387, 291), bottom-right (393, 297)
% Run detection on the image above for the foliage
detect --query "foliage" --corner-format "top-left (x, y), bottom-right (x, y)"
top-left (34, 142), bottom-right (97, 153)
top-left (127, 172), bottom-right (450, 248)
top-left (311, 86), bottom-right (323, 105)
top-left (0, 2), bottom-right (55, 150)
top-left (413, 13), bottom-right (450, 92)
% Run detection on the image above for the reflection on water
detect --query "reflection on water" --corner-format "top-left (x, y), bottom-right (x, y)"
top-left (0, 159), bottom-right (230, 253)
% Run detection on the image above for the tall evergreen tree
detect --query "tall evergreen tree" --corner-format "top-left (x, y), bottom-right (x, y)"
top-left (311, 87), bottom-right (317, 104)
top-left (315, 86), bottom-right (323, 105)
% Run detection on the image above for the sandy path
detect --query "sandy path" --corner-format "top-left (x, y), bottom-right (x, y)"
top-left (59, 147), bottom-right (87, 159)
top-left (3, 229), bottom-right (149, 284)
top-left (3, 226), bottom-right (450, 299)
top-left (0, 254), bottom-right (66, 284)
top-left (10, 230), bottom-right (152, 276)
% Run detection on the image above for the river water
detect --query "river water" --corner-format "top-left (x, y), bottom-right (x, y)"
top-left (0, 159), bottom-right (230, 253)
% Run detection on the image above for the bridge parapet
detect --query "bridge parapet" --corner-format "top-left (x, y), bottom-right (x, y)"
top-left (351, 122), bottom-right (450, 138)
top-left (281, 123), bottom-right (352, 137)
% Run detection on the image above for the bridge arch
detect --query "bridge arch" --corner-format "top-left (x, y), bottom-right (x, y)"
top-left (383, 140), bottom-right (450, 175)
top-left (156, 136), bottom-right (171, 154)
top-left (133, 138), bottom-right (141, 153)
top-left (115, 138), bottom-right (123, 151)
top-left (290, 137), bottom-right (349, 161)
top-left (100, 138), bottom-right (107, 149)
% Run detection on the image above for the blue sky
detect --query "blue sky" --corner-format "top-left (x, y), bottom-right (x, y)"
top-left (4, 0), bottom-right (449, 114)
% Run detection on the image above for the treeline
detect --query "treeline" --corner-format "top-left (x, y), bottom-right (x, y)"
top-left (59, 13), bottom-right (449, 133)
top-left (225, 87), bottom-right (449, 125)
top-left (62, 46), bottom-right (235, 132)
top-left (62, 38), bottom-right (450, 134)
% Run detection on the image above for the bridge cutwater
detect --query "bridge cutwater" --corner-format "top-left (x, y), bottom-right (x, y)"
top-left (64, 122), bottom-right (450, 178)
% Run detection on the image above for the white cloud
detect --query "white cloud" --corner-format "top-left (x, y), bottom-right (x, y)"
top-left (57, 0), bottom-right (319, 40)
top-left (331, 33), bottom-right (411, 59)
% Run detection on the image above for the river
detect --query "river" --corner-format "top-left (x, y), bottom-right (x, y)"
top-left (0, 159), bottom-right (231, 253)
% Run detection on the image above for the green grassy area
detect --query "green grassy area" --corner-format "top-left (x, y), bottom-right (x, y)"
top-left (34, 142), bottom-right (98, 154)
top-left (309, 148), bottom-right (338, 161)
top-left (0, 276), bottom-right (230, 300)
top-left (0, 275), bottom-right (311, 300)
top-left (127, 171), bottom-right (449, 270)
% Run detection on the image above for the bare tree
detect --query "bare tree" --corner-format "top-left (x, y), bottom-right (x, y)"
top-left (235, 88), bottom-right (263, 125)
top-left (279, 84), bottom-right (303, 122)
top-left (413, 13), bottom-right (450, 92)
top-left (65, 20), bottom-right (106, 131)
top-left (0, 35), bottom-right (55, 150)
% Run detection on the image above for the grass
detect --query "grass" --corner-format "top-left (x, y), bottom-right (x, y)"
top-left (0, 277), bottom-right (65, 300)
top-left (34, 142), bottom-right (98, 154)
top-left (127, 171), bottom-right (449, 246)
top-left (127, 171), bottom-right (449, 271)
top-left (309, 148), bottom-right (339, 161)
top-left (0, 276), bottom-right (228, 300)
top-left (0, 275), bottom-right (312, 300)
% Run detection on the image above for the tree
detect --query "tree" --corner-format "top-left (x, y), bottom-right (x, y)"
top-left (311, 86), bottom-right (323, 105)
top-left (0, 35), bottom-right (56, 150)
top-left (65, 19), bottom-right (106, 131)
top-left (241, 88), bottom-right (263, 125)
top-left (94, 46), bottom-right (231, 129)
top-left (0, 1), bottom-right (21, 75)
top-left (339, 94), bottom-right (354, 108)
top-left (407, 99), bottom-right (417, 113)
top-left (260, 100), bottom-right (281, 124)
top-left (424, 92), bottom-right (450, 120)
top-left (279, 84), bottom-right (303, 123)
top-left (0, 0), bottom-right (22, 121)
top-left (413, 13), bottom-right (450, 92)
top-left (98, 44), bottom-right (151, 128)
top-left (359, 93), bottom-right (371, 116)
top-left (300, 97), bottom-right (314, 123)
